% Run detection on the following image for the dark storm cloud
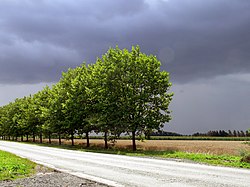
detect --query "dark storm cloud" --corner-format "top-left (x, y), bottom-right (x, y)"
top-left (0, 0), bottom-right (250, 84)
top-left (168, 74), bottom-right (250, 134)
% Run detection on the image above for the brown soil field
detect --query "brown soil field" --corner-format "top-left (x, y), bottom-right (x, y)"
top-left (43, 139), bottom-right (250, 156)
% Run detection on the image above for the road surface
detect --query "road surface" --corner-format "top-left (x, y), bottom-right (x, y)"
top-left (0, 140), bottom-right (249, 187)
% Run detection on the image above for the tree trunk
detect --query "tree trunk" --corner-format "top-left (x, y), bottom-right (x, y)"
top-left (145, 129), bottom-right (151, 140)
top-left (104, 131), bottom-right (108, 149)
top-left (71, 131), bottom-right (74, 146)
top-left (21, 136), bottom-right (23, 142)
top-left (132, 131), bottom-right (136, 151)
top-left (86, 132), bottom-right (90, 147)
top-left (26, 134), bottom-right (29, 141)
top-left (39, 132), bottom-right (43, 143)
top-left (58, 133), bottom-right (61, 145)
top-left (32, 132), bottom-right (35, 142)
top-left (48, 133), bottom-right (51, 144)
top-left (146, 132), bottom-right (151, 140)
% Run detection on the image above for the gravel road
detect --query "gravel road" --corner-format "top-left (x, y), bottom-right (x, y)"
top-left (0, 140), bottom-right (250, 187)
top-left (0, 172), bottom-right (109, 187)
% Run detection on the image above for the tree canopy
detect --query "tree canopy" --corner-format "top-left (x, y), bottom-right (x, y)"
top-left (0, 45), bottom-right (173, 150)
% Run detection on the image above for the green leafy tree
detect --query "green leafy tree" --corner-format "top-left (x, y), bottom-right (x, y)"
top-left (38, 86), bottom-right (53, 143)
top-left (0, 104), bottom-right (12, 139)
top-left (91, 52), bottom-right (127, 148)
top-left (32, 86), bottom-right (51, 143)
top-left (93, 46), bottom-right (173, 150)
top-left (23, 95), bottom-right (41, 142)
top-left (12, 98), bottom-right (28, 141)
top-left (46, 83), bottom-right (67, 145)
top-left (1, 101), bottom-right (20, 140)
top-left (0, 45), bottom-right (173, 151)
top-left (69, 64), bottom-right (96, 147)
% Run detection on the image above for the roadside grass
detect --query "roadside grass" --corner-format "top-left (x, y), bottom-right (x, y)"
top-left (87, 146), bottom-right (250, 169)
top-left (11, 140), bottom-right (250, 169)
top-left (126, 151), bottom-right (250, 169)
top-left (0, 150), bottom-right (36, 181)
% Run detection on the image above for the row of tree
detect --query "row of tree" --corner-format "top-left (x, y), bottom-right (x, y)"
top-left (0, 46), bottom-right (173, 150)
top-left (151, 131), bottom-right (183, 136)
top-left (193, 130), bottom-right (250, 137)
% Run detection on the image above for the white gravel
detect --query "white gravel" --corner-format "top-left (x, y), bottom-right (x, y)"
top-left (0, 140), bottom-right (250, 187)
top-left (0, 172), bottom-right (109, 187)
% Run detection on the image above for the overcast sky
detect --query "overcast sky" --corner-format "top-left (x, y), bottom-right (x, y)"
top-left (0, 0), bottom-right (250, 134)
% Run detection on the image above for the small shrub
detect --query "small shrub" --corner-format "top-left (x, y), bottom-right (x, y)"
top-left (241, 154), bottom-right (250, 163)
top-left (239, 149), bottom-right (250, 163)
top-left (243, 141), bottom-right (250, 146)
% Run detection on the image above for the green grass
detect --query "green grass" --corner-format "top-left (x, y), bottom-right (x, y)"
top-left (16, 140), bottom-right (250, 169)
top-left (126, 151), bottom-right (250, 168)
top-left (0, 150), bottom-right (36, 181)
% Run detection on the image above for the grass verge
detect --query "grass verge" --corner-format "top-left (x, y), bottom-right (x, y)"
top-left (15, 140), bottom-right (250, 169)
top-left (126, 151), bottom-right (250, 168)
top-left (0, 150), bottom-right (36, 181)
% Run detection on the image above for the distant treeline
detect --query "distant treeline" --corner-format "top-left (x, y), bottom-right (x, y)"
top-left (151, 130), bottom-right (250, 137)
top-left (151, 131), bottom-right (183, 136)
top-left (193, 130), bottom-right (250, 137)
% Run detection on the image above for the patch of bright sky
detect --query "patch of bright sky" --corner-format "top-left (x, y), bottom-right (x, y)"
top-left (144, 0), bottom-right (169, 7)
top-left (0, 82), bottom-right (53, 106)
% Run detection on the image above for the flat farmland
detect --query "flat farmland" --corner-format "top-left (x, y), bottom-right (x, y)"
top-left (45, 139), bottom-right (250, 156)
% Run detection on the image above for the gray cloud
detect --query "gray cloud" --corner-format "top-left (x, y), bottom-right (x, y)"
top-left (167, 74), bottom-right (250, 134)
top-left (0, 34), bottom-right (82, 83)
top-left (0, 0), bottom-right (250, 84)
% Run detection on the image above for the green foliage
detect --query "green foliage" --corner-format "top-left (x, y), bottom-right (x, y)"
top-left (0, 150), bottom-right (36, 180)
top-left (91, 46), bottom-right (173, 150)
top-left (239, 149), bottom-right (250, 163)
top-left (0, 45), bottom-right (173, 150)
